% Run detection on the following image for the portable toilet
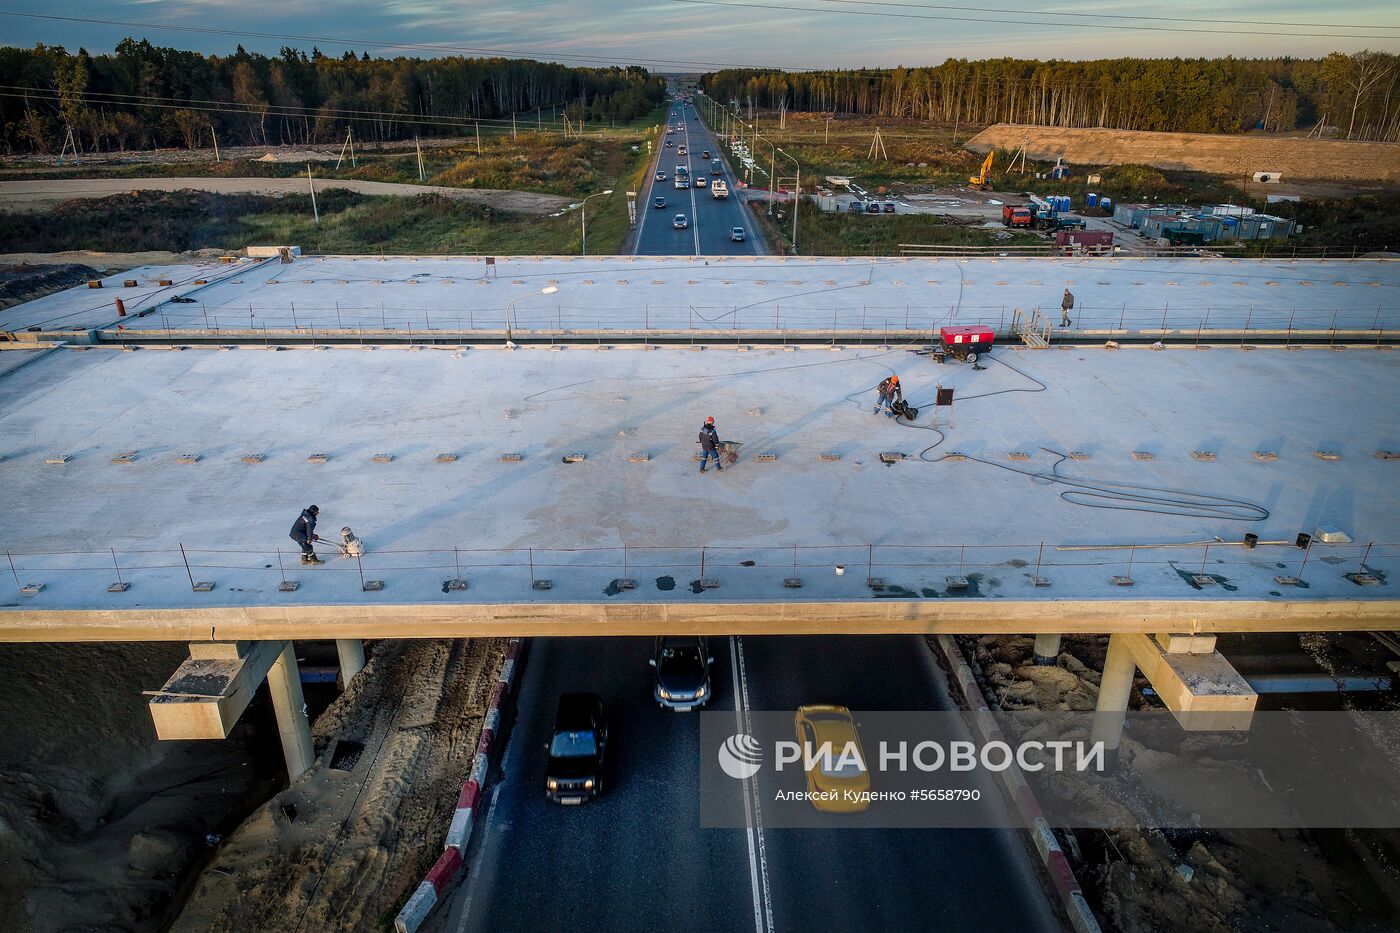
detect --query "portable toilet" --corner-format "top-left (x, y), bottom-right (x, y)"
top-left (1087, 192), bottom-right (1099, 208)
top-left (1100, 197), bottom-right (1112, 213)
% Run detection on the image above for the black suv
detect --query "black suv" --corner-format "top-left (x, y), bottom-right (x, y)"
top-left (545, 693), bottom-right (607, 804)
top-left (651, 636), bottom-right (713, 710)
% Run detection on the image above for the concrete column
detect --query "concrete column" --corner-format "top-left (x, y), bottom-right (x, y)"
top-left (336, 638), bottom-right (366, 685)
top-left (267, 641), bottom-right (315, 780)
top-left (1089, 633), bottom-right (1137, 767)
top-left (1033, 633), bottom-right (1062, 665)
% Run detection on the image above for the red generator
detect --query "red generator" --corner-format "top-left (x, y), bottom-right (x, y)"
top-left (938, 325), bottom-right (995, 363)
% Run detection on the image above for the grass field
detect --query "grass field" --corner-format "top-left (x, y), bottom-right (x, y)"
top-left (749, 200), bottom-right (1042, 256)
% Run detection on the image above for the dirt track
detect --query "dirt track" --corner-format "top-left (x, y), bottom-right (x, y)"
top-left (0, 178), bottom-right (573, 215)
top-left (965, 124), bottom-right (1400, 183)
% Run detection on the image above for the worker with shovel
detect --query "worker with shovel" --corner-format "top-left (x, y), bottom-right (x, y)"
top-left (290, 504), bottom-right (323, 564)
top-left (874, 374), bottom-right (903, 417)
top-left (699, 416), bottom-right (724, 473)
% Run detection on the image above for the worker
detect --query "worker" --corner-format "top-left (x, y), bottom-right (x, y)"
top-left (698, 416), bottom-right (723, 473)
top-left (1060, 288), bottom-right (1075, 327)
top-left (874, 374), bottom-right (902, 417)
top-left (290, 505), bottom-right (323, 564)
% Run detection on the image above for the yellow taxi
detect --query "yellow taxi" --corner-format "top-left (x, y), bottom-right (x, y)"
top-left (793, 705), bottom-right (870, 812)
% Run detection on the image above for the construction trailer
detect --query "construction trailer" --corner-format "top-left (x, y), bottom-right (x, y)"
top-left (1055, 229), bottom-right (1114, 255)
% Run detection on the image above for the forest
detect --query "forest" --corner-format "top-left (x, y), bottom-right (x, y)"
top-left (702, 53), bottom-right (1400, 141)
top-left (0, 41), bottom-right (667, 153)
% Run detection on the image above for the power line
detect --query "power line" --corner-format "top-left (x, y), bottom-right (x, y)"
top-left (804, 0), bottom-right (1400, 32)
top-left (669, 0), bottom-right (1397, 39)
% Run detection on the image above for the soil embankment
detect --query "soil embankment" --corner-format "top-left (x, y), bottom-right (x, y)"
top-left (965, 124), bottom-right (1400, 183)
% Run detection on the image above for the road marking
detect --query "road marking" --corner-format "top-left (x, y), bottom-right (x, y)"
top-left (454, 779), bottom-right (505, 932)
top-left (729, 635), bottom-right (774, 933)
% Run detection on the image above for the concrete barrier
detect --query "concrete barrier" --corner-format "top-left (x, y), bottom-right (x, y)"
top-left (394, 637), bottom-right (524, 933)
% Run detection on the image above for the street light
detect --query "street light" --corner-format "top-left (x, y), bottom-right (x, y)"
top-left (505, 285), bottom-right (558, 344)
top-left (580, 189), bottom-right (614, 257)
top-left (775, 146), bottom-right (801, 255)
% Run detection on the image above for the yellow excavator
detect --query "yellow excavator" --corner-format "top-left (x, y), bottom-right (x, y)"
top-left (969, 151), bottom-right (993, 190)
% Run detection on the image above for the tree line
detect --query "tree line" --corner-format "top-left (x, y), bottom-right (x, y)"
top-left (701, 53), bottom-right (1400, 141)
top-left (0, 40), bottom-right (667, 154)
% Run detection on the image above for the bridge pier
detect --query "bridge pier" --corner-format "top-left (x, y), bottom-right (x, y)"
top-left (1032, 633), bottom-right (1062, 665)
top-left (1089, 633), bottom-right (1136, 766)
top-left (268, 642), bottom-right (315, 780)
top-left (337, 638), bottom-right (366, 685)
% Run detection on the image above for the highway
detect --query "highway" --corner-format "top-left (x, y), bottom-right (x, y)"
top-left (632, 97), bottom-right (765, 256)
top-left (431, 91), bottom-right (1058, 933)
top-left (436, 636), bottom-right (1057, 933)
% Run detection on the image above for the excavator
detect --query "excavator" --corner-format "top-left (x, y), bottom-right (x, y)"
top-left (968, 151), bottom-right (993, 190)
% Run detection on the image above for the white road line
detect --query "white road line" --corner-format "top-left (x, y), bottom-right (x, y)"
top-left (685, 124), bottom-right (700, 255)
top-left (728, 635), bottom-right (775, 933)
top-left (453, 780), bottom-right (505, 932)
top-left (631, 107), bottom-right (673, 256)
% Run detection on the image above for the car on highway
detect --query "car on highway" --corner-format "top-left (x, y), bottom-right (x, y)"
top-left (794, 705), bottom-right (870, 812)
top-left (702, 149), bottom-right (711, 159)
top-left (695, 177), bottom-right (707, 188)
top-left (730, 227), bottom-right (746, 242)
top-left (711, 160), bottom-right (723, 175)
top-left (655, 171), bottom-right (666, 181)
top-left (665, 140), bottom-right (673, 148)
top-left (652, 196), bottom-right (667, 209)
top-left (673, 213), bottom-right (689, 229)
top-left (651, 636), bottom-right (713, 710)
top-left (545, 692), bottom-right (607, 804)
top-left (674, 177), bottom-right (689, 189)
top-left (678, 145), bottom-right (687, 155)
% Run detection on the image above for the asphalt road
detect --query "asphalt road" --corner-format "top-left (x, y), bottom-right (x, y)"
top-left (436, 636), bottom-right (1057, 933)
top-left (432, 93), bottom-right (1058, 933)
top-left (633, 99), bottom-right (764, 256)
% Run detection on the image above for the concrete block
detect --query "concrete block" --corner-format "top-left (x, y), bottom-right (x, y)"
top-left (1067, 451), bottom-right (1091, 461)
top-left (306, 453), bottom-right (329, 463)
top-left (613, 579), bottom-right (636, 590)
top-left (755, 453), bottom-right (776, 462)
top-left (1007, 451), bottom-right (1030, 460)
top-left (1131, 451), bottom-right (1154, 461)
top-left (107, 582), bottom-right (130, 592)
top-left (371, 453), bottom-right (393, 463)
top-left (945, 576), bottom-right (969, 590)
top-left (500, 453), bottom-right (523, 462)
top-left (176, 453), bottom-right (201, 464)
top-left (532, 579), bottom-right (552, 590)
top-left (1274, 575), bottom-right (1302, 585)
top-left (866, 577), bottom-right (885, 589)
top-left (444, 579), bottom-right (468, 591)
top-left (241, 454), bottom-right (265, 464)
top-left (394, 882), bottom-right (437, 933)
top-left (1110, 575), bottom-right (1134, 587)
top-left (44, 454), bottom-right (71, 464)
top-left (627, 453), bottom-right (650, 462)
top-left (435, 453), bottom-right (458, 463)
top-left (819, 452), bottom-right (840, 461)
top-left (784, 578), bottom-right (803, 588)
top-left (1252, 450), bottom-right (1278, 461)
top-left (362, 580), bottom-right (384, 591)
top-left (1191, 451), bottom-right (1216, 462)
top-left (878, 452), bottom-right (904, 463)
top-left (1153, 633), bottom-right (1217, 654)
top-left (1190, 574), bottom-right (1216, 586)
top-left (698, 578), bottom-right (719, 589)
top-left (445, 807), bottom-right (474, 851)
top-left (278, 581), bottom-right (300, 592)
top-left (1376, 450), bottom-right (1400, 460)
top-left (191, 581), bottom-right (215, 592)
top-left (1314, 526), bottom-right (1352, 544)
top-left (1032, 577), bottom-right (1052, 587)
top-left (1347, 573), bottom-right (1381, 586)
top-left (20, 583), bottom-right (44, 595)
top-left (1313, 450), bottom-right (1341, 461)
top-left (111, 450), bottom-right (137, 463)
top-left (562, 453), bottom-right (586, 463)
top-left (943, 452), bottom-right (967, 461)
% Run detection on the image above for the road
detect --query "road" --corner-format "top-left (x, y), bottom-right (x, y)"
top-left (431, 93), bottom-right (1058, 933)
top-left (438, 634), bottom-right (1058, 933)
top-left (0, 177), bottom-right (573, 215)
top-left (632, 98), bottom-right (764, 256)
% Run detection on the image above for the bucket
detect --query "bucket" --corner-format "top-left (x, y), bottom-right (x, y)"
top-left (1295, 532), bottom-right (1312, 549)
top-left (835, 565), bottom-right (846, 576)
top-left (1244, 533), bottom-right (1258, 549)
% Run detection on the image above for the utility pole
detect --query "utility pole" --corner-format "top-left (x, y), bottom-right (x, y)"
top-left (307, 164), bottom-right (320, 224)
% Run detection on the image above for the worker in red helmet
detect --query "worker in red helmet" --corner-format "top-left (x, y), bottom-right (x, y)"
top-left (874, 374), bottom-right (903, 418)
top-left (698, 416), bottom-right (723, 473)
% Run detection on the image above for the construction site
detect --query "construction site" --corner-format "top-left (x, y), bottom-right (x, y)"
top-left (0, 241), bottom-right (1397, 932)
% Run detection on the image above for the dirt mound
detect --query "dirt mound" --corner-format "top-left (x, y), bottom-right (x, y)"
top-left (0, 262), bottom-right (98, 309)
top-left (965, 124), bottom-right (1400, 183)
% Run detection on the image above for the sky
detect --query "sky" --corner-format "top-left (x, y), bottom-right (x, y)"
top-left (1, 1), bottom-right (1398, 70)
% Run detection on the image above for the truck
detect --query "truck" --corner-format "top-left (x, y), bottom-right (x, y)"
top-left (1001, 204), bottom-right (1034, 228)
top-left (711, 179), bottom-right (729, 199)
